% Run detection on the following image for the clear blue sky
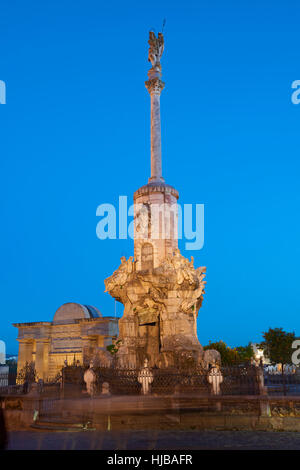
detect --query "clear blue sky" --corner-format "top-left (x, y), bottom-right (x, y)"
top-left (1, 0), bottom-right (299, 353)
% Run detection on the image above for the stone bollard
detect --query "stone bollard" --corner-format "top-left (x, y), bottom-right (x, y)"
top-left (259, 399), bottom-right (271, 417)
top-left (102, 382), bottom-right (110, 396)
top-left (84, 362), bottom-right (97, 398)
top-left (207, 363), bottom-right (223, 411)
top-left (257, 365), bottom-right (268, 395)
top-left (138, 359), bottom-right (154, 395)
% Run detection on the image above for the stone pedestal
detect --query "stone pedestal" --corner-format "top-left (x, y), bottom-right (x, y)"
top-left (134, 182), bottom-right (179, 271)
top-left (105, 250), bottom-right (206, 369)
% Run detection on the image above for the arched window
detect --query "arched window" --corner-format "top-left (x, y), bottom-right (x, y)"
top-left (141, 243), bottom-right (154, 270)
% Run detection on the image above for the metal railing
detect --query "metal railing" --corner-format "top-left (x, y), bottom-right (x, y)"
top-left (0, 372), bottom-right (21, 395)
top-left (264, 371), bottom-right (300, 396)
top-left (94, 365), bottom-right (261, 396)
top-left (4, 366), bottom-right (300, 398)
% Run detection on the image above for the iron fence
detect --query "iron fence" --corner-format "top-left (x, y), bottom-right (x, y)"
top-left (0, 371), bottom-right (21, 395)
top-left (264, 371), bottom-right (300, 396)
top-left (38, 397), bottom-right (61, 418)
top-left (0, 372), bottom-right (17, 387)
top-left (95, 365), bottom-right (261, 396)
top-left (7, 366), bottom-right (300, 397)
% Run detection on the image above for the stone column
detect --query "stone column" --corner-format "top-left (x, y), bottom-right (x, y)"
top-left (17, 339), bottom-right (34, 374)
top-left (35, 340), bottom-right (50, 381)
top-left (145, 76), bottom-right (165, 183)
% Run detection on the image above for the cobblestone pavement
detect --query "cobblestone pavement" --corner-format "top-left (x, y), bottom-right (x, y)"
top-left (6, 430), bottom-right (300, 450)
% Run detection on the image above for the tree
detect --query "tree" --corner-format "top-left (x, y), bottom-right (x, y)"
top-left (106, 339), bottom-right (122, 356)
top-left (235, 343), bottom-right (255, 362)
top-left (260, 327), bottom-right (295, 366)
top-left (203, 341), bottom-right (239, 365)
top-left (16, 361), bottom-right (36, 384)
top-left (203, 341), bottom-right (254, 365)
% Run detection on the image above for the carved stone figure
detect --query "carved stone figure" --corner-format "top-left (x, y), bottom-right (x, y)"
top-left (148, 31), bottom-right (164, 70)
top-left (101, 382), bottom-right (110, 395)
top-left (203, 349), bottom-right (221, 368)
top-left (84, 362), bottom-right (97, 397)
top-left (105, 249), bottom-right (207, 369)
top-left (104, 256), bottom-right (134, 292)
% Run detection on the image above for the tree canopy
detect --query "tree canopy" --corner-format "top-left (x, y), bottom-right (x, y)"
top-left (203, 341), bottom-right (254, 365)
top-left (260, 327), bottom-right (296, 366)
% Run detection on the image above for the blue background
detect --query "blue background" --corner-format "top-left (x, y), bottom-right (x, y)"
top-left (1, 0), bottom-right (299, 353)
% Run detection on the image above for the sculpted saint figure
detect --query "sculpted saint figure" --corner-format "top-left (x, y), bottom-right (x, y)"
top-left (156, 249), bottom-right (202, 287)
top-left (148, 31), bottom-right (164, 69)
top-left (172, 249), bottom-right (195, 285)
top-left (104, 256), bottom-right (133, 292)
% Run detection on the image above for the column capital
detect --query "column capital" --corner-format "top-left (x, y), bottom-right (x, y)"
top-left (145, 78), bottom-right (165, 95)
top-left (35, 338), bottom-right (50, 344)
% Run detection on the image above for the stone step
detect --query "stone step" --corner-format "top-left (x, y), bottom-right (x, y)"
top-left (38, 416), bottom-right (85, 425)
top-left (31, 424), bottom-right (85, 432)
top-left (31, 420), bottom-right (96, 431)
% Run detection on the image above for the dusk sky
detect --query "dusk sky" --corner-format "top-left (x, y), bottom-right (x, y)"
top-left (1, 0), bottom-right (300, 353)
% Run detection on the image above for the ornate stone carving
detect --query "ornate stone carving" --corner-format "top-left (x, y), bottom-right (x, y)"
top-left (138, 358), bottom-right (153, 395)
top-left (104, 256), bottom-right (134, 293)
top-left (104, 249), bottom-right (207, 369)
top-left (203, 349), bottom-right (221, 369)
top-left (145, 78), bottom-right (165, 95)
top-left (135, 203), bottom-right (151, 239)
top-left (148, 31), bottom-right (164, 71)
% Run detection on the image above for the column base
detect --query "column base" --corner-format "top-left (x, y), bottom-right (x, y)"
top-left (148, 176), bottom-right (165, 183)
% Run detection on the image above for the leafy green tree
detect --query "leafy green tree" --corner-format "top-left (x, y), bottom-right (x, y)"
top-left (260, 327), bottom-right (296, 395)
top-left (203, 341), bottom-right (239, 365)
top-left (235, 343), bottom-right (255, 362)
top-left (17, 361), bottom-right (36, 384)
top-left (106, 339), bottom-right (122, 356)
top-left (203, 341), bottom-right (254, 365)
top-left (260, 327), bottom-right (295, 368)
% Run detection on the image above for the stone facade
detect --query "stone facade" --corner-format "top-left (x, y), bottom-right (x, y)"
top-left (13, 303), bottom-right (118, 380)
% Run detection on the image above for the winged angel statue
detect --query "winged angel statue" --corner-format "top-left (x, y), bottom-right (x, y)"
top-left (148, 31), bottom-right (164, 71)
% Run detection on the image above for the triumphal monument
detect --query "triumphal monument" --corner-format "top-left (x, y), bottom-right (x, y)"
top-left (104, 31), bottom-right (208, 369)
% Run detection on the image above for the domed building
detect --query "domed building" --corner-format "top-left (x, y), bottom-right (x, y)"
top-left (13, 302), bottom-right (118, 380)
